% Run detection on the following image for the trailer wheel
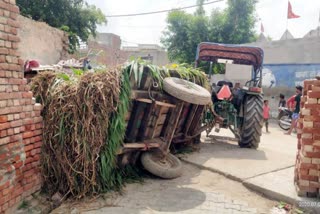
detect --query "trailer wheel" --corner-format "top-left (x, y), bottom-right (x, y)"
top-left (163, 77), bottom-right (211, 105)
top-left (141, 152), bottom-right (182, 179)
top-left (238, 94), bottom-right (263, 149)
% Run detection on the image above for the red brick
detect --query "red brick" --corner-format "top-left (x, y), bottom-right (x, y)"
top-left (304, 103), bottom-right (320, 109)
top-left (33, 142), bottom-right (42, 149)
top-left (22, 131), bottom-right (34, 139)
top-left (299, 168), bottom-right (309, 176)
top-left (34, 117), bottom-right (42, 123)
top-left (9, 198), bottom-right (15, 207)
top-left (24, 144), bottom-right (33, 152)
top-left (301, 138), bottom-right (314, 145)
top-left (13, 162), bottom-right (23, 171)
top-left (8, 64), bottom-right (21, 71)
top-left (34, 104), bottom-right (42, 111)
top-left (2, 187), bottom-right (11, 196)
top-left (9, 12), bottom-right (18, 20)
top-left (24, 157), bottom-right (33, 164)
top-left (10, 119), bottom-right (21, 127)
top-left (300, 163), bottom-right (318, 169)
top-left (308, 91), bottom-right (320, 99)
top-left (35, 111), bottom-right (41, 117)
top-left (23, 183), bottom-right (33, 192)
top-left (0, 115), bottom-right (7, 123)
top-left (306, 152), bottom-right (320, 158)
top-left (6, 18), bottom-right (18, 28)
top-left (6, 128), bottom-right (13, 135)
top-left (0, 136), bottom-right (10, 145)
top-left (0, 48), bottom-right (8, 56)
top-left (299, 174), bottom-right (319, 182)
top-left (8, 5), bottom-right (19, 14)
top-left (0, 129), bottom-right (6, 137)
top-left (34, 135), bottom-right (42, 142)
top-left (13, 154), bottom-right (20, 162)
top-left (33, 154), bottom-right (40, 161)
top-left (0, 194), bottom-right (10, 205)
top-left (1, 202), bottom-right (8, 211)
top-left (9, 134), bottom-right (20, 142)
top-left (0, 181), bottom-right (9, 191)
top-left (34, 129), bottom-right (41, 136)
top-left (35, 123), bottom-right (42, 129)
top-left (23, 163), bottom-right (32, 171)
top-left (0, 152), bottom-right (8, 161)
top-left (302, 128), bottom-right (318, 134)
top-left (0, 122), bottom-right (10, 129)
top-left (310, 181), bottom-right (320, 188)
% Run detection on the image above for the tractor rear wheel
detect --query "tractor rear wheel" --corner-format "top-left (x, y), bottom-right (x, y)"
top-left (238, 94), bottom-right (263, 149)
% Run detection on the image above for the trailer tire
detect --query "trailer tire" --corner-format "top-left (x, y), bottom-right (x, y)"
top-left (163, 77), bottom-right (211, 105)
top-left (141, 152), bottom-right (182, 179)
top-left (238, 94), bottom-right (263, 149)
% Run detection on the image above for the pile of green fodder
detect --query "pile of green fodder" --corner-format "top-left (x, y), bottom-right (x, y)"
top-left (32, 68), bottom-right (138, 198)
top-left (31, 61), bottom-right (209, 199)
top-left (126, 60), bottom-right (209, 90)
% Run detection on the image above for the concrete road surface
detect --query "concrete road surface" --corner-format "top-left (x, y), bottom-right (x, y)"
top-left (182, 123), bottom-right (319, 213)
top-left (52, 164), bottom-right (277, 214)
top-left (183, 123), bottom-right (297, 181)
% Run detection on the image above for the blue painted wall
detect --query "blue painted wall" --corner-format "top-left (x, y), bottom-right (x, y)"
top-left (263, 64), bottom-right (320, 88)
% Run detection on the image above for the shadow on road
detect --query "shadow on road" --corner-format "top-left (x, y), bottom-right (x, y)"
top-left (146, 187), bottom-right (206, 212)
top-left (202, 136), bottom-right (268, 161)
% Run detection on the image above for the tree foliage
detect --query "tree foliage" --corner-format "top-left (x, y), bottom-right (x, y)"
top-left (162, 0), bottom-right (258, 66)
top-left (17, 0), bottom-right (106, 53)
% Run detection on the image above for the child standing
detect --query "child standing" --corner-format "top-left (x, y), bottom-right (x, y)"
top-left (263, 100), bottom-right (270, 133)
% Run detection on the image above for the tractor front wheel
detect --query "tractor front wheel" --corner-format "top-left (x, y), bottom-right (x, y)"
top-left (238, 95), bottom-right (263, 149)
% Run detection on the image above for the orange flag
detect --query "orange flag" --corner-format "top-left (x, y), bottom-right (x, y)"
top-left (288, 1), bottom-right (300, 19)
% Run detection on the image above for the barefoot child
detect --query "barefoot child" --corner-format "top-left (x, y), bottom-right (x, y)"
top-left (263, 100), bottom-right (270, 133)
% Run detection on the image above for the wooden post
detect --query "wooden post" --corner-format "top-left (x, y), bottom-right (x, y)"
top-left (162, 101), bottom-right (185, 152)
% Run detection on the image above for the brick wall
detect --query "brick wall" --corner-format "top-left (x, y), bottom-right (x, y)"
top-left (0, 1), bottom-right (43, 213)
top-left (294, 79), bottom-right (320, 197)
top-left (17, 15), bottom-right (69, 64)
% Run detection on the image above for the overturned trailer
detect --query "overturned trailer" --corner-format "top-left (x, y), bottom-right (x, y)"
top-left (120, 64), bottom-right (213, 178)
top-left (31, 62), bottom-right (214, 198)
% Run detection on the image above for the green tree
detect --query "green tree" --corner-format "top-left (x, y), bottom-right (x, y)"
top-left (161, 0), bottom-right (258, 67)
top-left (195, 0), bottom-right (205, 16)
top-left (17, 0), bottom-right (106, 53)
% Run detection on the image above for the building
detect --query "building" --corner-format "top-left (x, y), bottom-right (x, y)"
top-left (84, 33), bottom-right (170, 68)
top-left (304, 26), bottom-right (320, 38)
top-left (84, 33), bottom-right (122, 68)
top-left (222, 29), bottom-right (320, 88)
top-left (122, 44), bottom-right (169, 66)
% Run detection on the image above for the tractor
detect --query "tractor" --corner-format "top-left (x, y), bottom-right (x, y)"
top-left (196, 43), bottom-right (264, 149)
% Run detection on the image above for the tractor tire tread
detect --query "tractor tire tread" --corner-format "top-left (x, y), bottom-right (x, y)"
top-left (239, 94), bottom-right (263, 149)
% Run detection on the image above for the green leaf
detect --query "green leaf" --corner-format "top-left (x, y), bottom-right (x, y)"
top-left (72, 69), bottom-right (84, 76)
top-left (57, 73), bottom-right (70, 81)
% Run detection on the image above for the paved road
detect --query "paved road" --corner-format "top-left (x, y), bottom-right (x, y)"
top-left (54, 123), bottom-right (303, 214)
top-left (180, 123), bottom-right (319, 213)
top-left (183, 122), bottom-right (297, 181)
top-left (52, 164), bottom-right (276, 214)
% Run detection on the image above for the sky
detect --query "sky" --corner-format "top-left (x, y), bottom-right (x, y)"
top-left (86, 0), bottom-right (320, 47)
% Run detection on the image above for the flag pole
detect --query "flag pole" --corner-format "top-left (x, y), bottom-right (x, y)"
top-left (318, 11), bottom-right (320, 37)
top-left (286, 0), bottom-right (289, 39)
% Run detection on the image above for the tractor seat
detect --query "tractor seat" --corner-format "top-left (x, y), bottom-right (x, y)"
top-left (217, 81), bottom-right (233, 88)
top-left (212, 81), bottom-right (233, 94)
top-left (212, 81), bottom-right (233, 102)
